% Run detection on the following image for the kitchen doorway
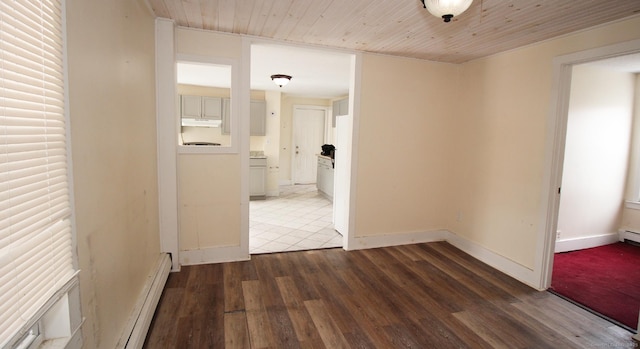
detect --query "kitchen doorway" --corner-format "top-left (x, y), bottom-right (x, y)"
top-left (248, 42), bottom-right (354, 254)
top-left (250, 104), bottom-right (339, 254)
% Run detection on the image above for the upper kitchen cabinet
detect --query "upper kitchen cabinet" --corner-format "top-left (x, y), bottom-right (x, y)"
top-left (180, 95), bottom-right (222, 126)
top-left (223, 99), bottom-right (266, 135)
top-left (332, 97), bottom-right (348, 127)
top-left (202, 96), bottom-right (223, 120)
top-left (222, 98), bottom-right (231, 135)
top-left (250, 100), bottom-right (266, 136)
top-left (181, 95), bottom-right (201, 119)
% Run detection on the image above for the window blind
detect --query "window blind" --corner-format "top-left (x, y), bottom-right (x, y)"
top-left (0, 0), bottom-right (75, 346)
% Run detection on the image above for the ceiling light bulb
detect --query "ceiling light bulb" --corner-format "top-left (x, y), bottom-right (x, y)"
top-left (271, 74), bottom-right (292, 87)
top-left (421, 0), bottom-right (473, 22)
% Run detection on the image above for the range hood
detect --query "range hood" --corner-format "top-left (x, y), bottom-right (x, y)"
top-left (181, 118), bottom-right (222, 128)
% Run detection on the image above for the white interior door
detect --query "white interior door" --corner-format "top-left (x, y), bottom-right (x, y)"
top-left (293, 107), bottom-right (326, 184)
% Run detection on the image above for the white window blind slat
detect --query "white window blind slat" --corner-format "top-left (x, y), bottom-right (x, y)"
top-left (0, 0), bottom-right (74, 346)
top-left (1, 56), bottom-right (65, 85)
top-left (0, 172), bottom-right (68, 203)
top-left (0, 198), bottom-right (70, 236)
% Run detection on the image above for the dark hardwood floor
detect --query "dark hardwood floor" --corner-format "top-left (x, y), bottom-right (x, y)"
top-left (144, 242), bottom-right (636, 348)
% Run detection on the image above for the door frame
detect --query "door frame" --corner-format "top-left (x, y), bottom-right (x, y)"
top-left (537, 39), bottom-right (640, 290)
top-left (290, 105), bottom-right (330, 184)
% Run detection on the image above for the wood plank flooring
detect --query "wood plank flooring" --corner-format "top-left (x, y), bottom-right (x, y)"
top-left (144, 242), bottom-right (636, 348)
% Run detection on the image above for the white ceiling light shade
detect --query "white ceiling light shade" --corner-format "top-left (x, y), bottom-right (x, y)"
top-left (271, 74), bottom-right (292, 87)
top-left (420, 0), bottom-right (473, 22)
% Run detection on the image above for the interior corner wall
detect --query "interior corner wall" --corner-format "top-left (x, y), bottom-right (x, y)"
top-left (557, 65), bottom-right (635, 243)
top-left (452, 15), bottom-right (640, 270)
top-left (354, 53), bottom-right (459, 237)
top-left (65, 0), bottom-right (160, 347)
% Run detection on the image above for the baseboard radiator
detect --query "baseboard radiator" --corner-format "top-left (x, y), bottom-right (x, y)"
top-left (621, 230), bottom-right (640, 244)
top-left (116, 253), bottom-right (171, 349)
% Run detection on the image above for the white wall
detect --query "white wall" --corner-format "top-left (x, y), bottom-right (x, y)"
top-left (556, 65), bottom-right (635, 249)
top-left (621, 74), bottom-right (640, 234)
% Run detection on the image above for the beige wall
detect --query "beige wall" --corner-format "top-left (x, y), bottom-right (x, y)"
top-left (354, 54), bottom-right (459, 237)
top-left (279, 96), bottom-right (332, 183)
top-left (178, 155), bottom-right (241, 252)
top-left (175, 29), bottom-right (244, 256)
top-left (66, 0), bottom-right (160, 347)
top-left (451, 16), bottom-right (640, 269)
top-left (558, 65), bottom-right (635, 241)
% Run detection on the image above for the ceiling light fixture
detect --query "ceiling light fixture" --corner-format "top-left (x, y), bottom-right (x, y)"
top-left (271, 74), bottom-right (292, 87)
top-left (420, 0), bottom-right (473, 23)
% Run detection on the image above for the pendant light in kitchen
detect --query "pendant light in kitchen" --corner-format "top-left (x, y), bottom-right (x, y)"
top-left (271, 74), bottom-right (292, 87)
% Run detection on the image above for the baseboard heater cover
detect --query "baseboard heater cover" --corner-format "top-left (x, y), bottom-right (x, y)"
top-left (623, 230), bottom-right (640, 244)
top-left (116, 253), bottom-right (171, 349)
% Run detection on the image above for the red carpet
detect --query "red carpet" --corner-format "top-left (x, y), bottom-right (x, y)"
top-left (550, 242), bottom-right (640, 330)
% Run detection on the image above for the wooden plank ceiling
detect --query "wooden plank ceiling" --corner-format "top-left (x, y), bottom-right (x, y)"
top-left (147, 0), bottom-right (640, 63)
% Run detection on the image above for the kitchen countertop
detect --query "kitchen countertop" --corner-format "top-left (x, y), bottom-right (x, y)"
top-left (250, 150), bottom-right (266, 159)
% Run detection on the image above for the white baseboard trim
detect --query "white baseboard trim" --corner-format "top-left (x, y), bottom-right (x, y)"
top-left (348, 230), bottom-right (450, 250)
top-left (180, 245), bottom-right (250, 266)
top-left (554, 233), bottom-right (619, 253)
top-left (117, 253), bottom-right (171, 349)
top-left (619, 230), bottom-right (640, 244)
top-left (446, 232), bottom-right (538, 289)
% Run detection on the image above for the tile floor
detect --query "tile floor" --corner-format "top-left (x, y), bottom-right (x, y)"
top-left (249, 184), bottom-right (343, 254)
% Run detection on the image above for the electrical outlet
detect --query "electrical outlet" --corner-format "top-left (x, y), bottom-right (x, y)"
top-left (556, 230), bottom-right (561, 239)
top-left (456, 210), bottom-right (462, 222)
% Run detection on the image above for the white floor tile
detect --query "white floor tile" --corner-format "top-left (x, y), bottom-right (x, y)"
top-left (249, 184), bottom-right (342, 254)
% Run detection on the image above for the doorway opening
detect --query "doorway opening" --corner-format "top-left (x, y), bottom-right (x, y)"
top-left (248, 42), bottom-right (354, 254)
top-left (541, 40), bottom-right (640, 333)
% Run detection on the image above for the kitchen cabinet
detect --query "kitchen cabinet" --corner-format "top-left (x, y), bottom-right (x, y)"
top-left (332, 97), bottom-right (348, 127)
top-left (181, 95), bottom-right (222, 121)
top-left (202, 96), bottom-right (222, 120)
top-left (316, 156), bottom-right (334, 200)
top-left (250, 157), bottom-right (267, 199)
top-left (222, 98), bottom-right (231, 134)
top-left (250, 100), bottom-right (266, 136)
top-left (221, 99), bottom-right (266, 135)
